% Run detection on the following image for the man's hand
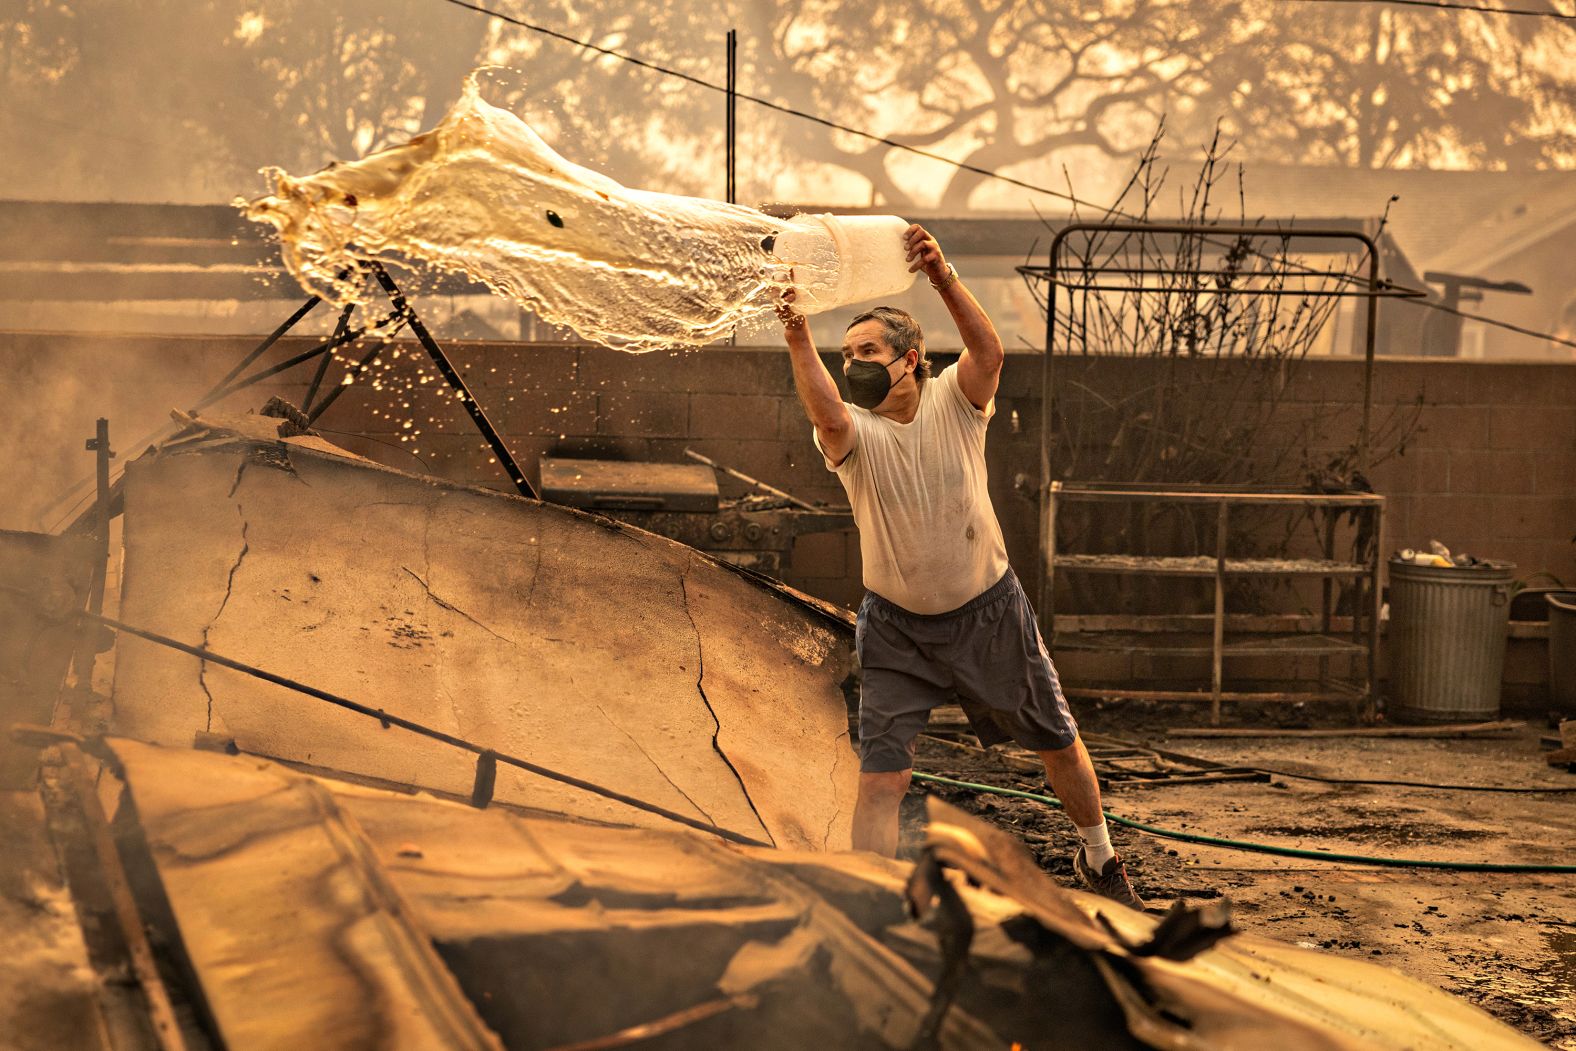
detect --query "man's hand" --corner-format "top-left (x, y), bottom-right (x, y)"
top-left (776, 284), bottom-right (807, 332)
top-left (904, 224), bottom-right (951, 287)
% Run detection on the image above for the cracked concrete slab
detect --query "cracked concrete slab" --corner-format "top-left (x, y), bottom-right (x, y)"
top-left (111, 438), bottom-right (856, 849)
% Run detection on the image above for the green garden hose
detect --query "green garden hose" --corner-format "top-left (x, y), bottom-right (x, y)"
top-left (911, 771), bottom-right (1576, 874)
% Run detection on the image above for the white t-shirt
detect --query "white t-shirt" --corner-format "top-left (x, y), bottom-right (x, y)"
top-left (815, 363), bottom-right (1010, 614)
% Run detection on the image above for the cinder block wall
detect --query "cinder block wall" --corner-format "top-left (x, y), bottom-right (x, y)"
top-left (7, 332), bottom-right (1573, 695)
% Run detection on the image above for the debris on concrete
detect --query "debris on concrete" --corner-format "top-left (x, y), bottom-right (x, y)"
top-left (2, 426), bottom-right (1567, 1049)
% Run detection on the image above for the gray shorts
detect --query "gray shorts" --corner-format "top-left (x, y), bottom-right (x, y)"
top-left (854, 568), bottom-right (1079, 773)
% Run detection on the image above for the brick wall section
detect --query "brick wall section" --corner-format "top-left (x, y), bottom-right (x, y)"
top-left (1356, 360), bottom-right (1576, 584)
top-left (7, 331), bottom-right (1572, 643)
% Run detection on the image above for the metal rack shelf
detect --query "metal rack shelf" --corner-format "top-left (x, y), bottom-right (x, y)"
top-left (1062, 684), bottom-right (1365, 705)
top-left (1051, 632), bottom-right (1370, 659)
top-left (1021, 224), bottom-right (1403, 725)
top-left (1043, 481), bottom-right (1384, 724)
top-left (1055, 554), bottom-right (1369, 577)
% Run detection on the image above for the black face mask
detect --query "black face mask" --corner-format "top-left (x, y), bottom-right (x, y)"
top-left (845, 353), bottom-right (907, 410)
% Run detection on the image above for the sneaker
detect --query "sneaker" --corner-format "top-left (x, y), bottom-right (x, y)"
top-left (1074, 847), bottom-right (1146, 910)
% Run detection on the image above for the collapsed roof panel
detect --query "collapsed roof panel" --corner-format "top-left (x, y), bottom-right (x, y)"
top-left (105, 738), bottom-right (1115, 1050)
top-left (104, 739), bottom-right (1541, 1051)
top-left (106, 739), bottom-right (503, 1051)
top-left (110, 436), bottom-right (857, 849)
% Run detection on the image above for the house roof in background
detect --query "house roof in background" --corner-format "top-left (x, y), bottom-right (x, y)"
top-left (1427, 179), bottom-right (1576, 275)
top-left (780, 166), bottom-right (1574, 276)
top-left (1145, 164), bottom-right (1576, 274)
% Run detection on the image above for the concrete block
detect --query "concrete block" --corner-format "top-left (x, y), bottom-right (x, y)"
top-left (1402, 494), bottom-right (1496, 547)
top-left (495, 388), bottom-right (598, 438)
top-left (319, 381), bottom-right (478, 436)
top-left (1486, 364), bottom-right (1576, 407)
top-left (1402, 448), bottom-right (1450, 496)
top-left (1489, 405), bottom-right (1576, 452)
top-left (1536, 540), bottom-right (1576, 583)
top-left (577, 347), bottom-right (688, 393)
top-left (1377, 364), bottom-right (1479, 407)
top-left (682, 353), bottom-right (796, 396)
top-left (598, 390), bottom-right (689, 438)
top-left (1492, 496), bottom-right (1576, 542)
top-left (1411, 406), bottom-right (1489, 451)
top-left (689, 393), bottom-right (785, 440)
top-left (1449, 449), bottom-right (1536, 496)
top-left (777, 399), bottom-right (814, 442)
top-left (474, 344), bottom-right (580, 389)
top-left (1534, 451), bottom-right (1576, 496)
top-left (545, 435), bottom-right (654, 463)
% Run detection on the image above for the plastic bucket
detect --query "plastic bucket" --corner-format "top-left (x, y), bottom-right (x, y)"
top-left (1388, 559), bottom-right (1515, 723)
top-left (1549, 591), bottom-right (1576, 718)
top-left (769, 214), bottom-right (917, 314)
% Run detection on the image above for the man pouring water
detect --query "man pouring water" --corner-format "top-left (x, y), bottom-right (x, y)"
top-left (776, 224), bottom-right (1142, 907)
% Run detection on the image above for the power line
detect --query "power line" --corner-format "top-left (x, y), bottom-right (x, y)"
top-left (1270, 0), bottom-right (1574, 19)
top-left (438, 0), bottom-right (1576, 353)
top-left (1400, 294), bottom-right (1576, 350)
top-left (438, 0), bottom-right (1089, 209)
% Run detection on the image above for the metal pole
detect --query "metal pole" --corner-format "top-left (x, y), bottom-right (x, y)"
top-left (725, 28), bottom-right (738, 347)
top-left (194, 316), bottom-right (391, 413)
top-left (1320, 512), bottom-right (1336, 691)
top-left (684, 447), bottom-right (818, 511)
top-left (1368, 503), bottom-right (1384, 722)
top-left (1045, 481), bottom-right (1059, 642)
top-left (81, 611), bottom-right (769, 848)
top-left (1036, 231), bottom-right (1067, 625)
top-left (1359, 232), bottom-right (1380, 474)
top-left (369, 265), bottom-right (538, 501)
top-left (304, 333), bottom-right (400, 426)
top-left (1212, 501), bottom-right (1229, 726)
top-left (211, 294), bottom-right (322, 393)
top-left (88, 419), bottom-right (112, 601)
top-left (725, 29), bottom-right (737, 206)
top-left (302, 301), bottom-right (355, 415)
top-left (70, 419), bottom-right (115, 692)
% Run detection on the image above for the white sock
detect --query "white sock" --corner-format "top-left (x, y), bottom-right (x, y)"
top-left (1078, 821), bottom-right (1116, 870)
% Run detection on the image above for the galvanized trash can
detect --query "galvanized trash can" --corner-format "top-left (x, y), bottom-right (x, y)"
top-left (1388, 559), bottom-right (1515, 723)
top-left (1549, 591), bottom-right (1576, 719)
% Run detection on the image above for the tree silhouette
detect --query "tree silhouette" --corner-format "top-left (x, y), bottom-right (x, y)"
top-left (738, 0), bottom-right (1225, 210)
top-left (1, 1), bottom-right (488, 200)
top-left (3, 0), bottom-right (1571, 206)
top-left (1196, 1), bottom-right (1576, 169)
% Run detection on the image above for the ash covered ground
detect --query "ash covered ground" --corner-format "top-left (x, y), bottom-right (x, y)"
top-left (899, 711), bottom-right (1576, 1048)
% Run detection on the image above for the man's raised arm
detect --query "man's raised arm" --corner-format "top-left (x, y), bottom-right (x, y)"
top-left (778, 287), bottom-right (854, 466)
top-left (904, 224), bottom-right (1003, 411)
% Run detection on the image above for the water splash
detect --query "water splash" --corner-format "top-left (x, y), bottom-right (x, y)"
top-left (241, 76), bottom-right (793, 352)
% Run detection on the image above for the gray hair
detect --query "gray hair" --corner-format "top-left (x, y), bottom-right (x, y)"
top-left (847, 306), bottom-right (931, 384)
